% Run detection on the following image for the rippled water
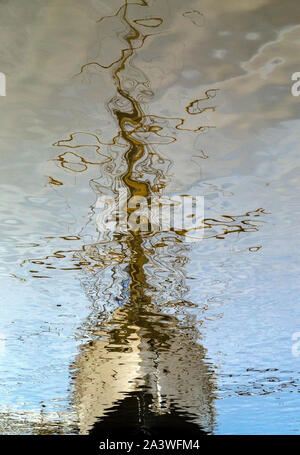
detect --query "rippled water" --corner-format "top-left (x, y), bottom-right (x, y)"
top-left (0, 0), bottom-right (300, 435)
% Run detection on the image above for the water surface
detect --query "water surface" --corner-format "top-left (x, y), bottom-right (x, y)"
top-left (0, 0), bottom-right (300, 435)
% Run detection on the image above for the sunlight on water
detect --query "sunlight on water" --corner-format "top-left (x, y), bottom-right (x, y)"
top-left (0, 0), bottom-right (300, 435)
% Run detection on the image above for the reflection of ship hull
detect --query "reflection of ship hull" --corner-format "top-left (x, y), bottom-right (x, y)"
top-left (73, 332), bottom-right (143, 434)
top-left (73, 309), bottom-right (215, 435)
top-left (89, 391), bottom-right (208, 440)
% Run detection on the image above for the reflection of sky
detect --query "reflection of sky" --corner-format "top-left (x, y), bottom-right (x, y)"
top-left (188, 227), bottom-right (300, 434)
top-left (0, 274), bottom-right (90, 416)
top-left (0, 0), bottom-right (300, 434)
top-left (187, 117), bottom-right (300, 433)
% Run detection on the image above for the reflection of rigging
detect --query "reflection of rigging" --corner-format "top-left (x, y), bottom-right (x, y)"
top-left (69, 1), bottom-right (216, 435)
top-left (20, 0), bottom-right (269, 436)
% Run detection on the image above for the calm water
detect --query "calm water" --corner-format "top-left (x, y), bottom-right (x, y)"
top-left (0, 0), bottom-right (300, 435)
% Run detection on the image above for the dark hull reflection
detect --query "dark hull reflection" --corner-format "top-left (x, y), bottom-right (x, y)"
top-left (89, 391), bottom-right (208, 438)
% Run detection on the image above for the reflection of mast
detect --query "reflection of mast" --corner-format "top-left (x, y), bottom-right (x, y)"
top-left (71, 1), bottom-right (215, 436)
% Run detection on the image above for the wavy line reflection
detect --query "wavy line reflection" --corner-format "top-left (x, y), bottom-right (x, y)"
top-left (68, 2), bottom-right (214, 435)
top-left (21, 0), bottom-right (268, 435)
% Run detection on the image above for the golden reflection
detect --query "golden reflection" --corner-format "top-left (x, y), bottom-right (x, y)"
top-left (133, 18), bottom-right (163, 27)
top-left (186, 89), bottom-right (219, 115)
top-left (47, 176), bottom-right (63, 186)
top-left (182, 10), bottom-right (205, 28)
top-left (21, 0), bottom-right (269, 435)
top-left (64, 1), bottom-right (216, 434)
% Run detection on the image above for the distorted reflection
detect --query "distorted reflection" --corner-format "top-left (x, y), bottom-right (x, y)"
top-left (58, 1), bottom-right (215, 434)
top-left (34, 1), bottom-right (264, 435)
top-left (2, 0), bottom-right (298, 436)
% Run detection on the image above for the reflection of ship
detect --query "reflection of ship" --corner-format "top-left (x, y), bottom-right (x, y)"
top-left (71, 220), bottom-right (216, 436)
top-left (73, 284), bottom-right (215, 436)
top-left (21, 0), bottom-right (266, 436)
top-left (69, 1), bottom-right (216, 434)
